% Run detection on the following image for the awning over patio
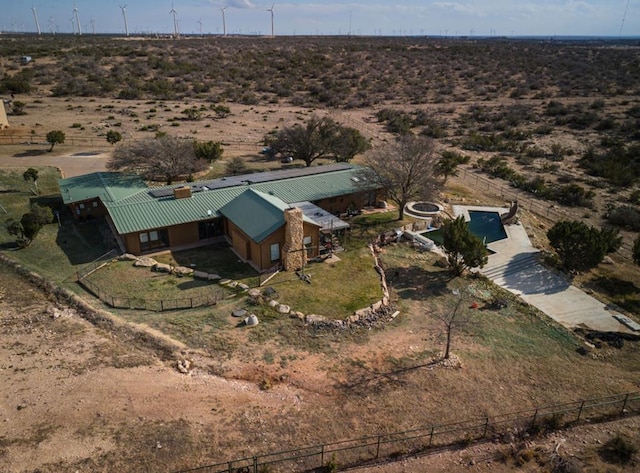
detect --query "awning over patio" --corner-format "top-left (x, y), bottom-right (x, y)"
top-left (292, 201), bottom-right (350, 233)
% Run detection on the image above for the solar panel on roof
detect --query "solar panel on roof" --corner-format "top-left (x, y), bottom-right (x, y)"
top-left (148, 163), bottom-right (354, 199)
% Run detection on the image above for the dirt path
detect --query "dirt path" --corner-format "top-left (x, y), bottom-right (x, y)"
top-left (0, 149), bottom-right (109, 178)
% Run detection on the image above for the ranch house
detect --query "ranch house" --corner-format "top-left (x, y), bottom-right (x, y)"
top-left (58, 163), bottom-right (381, 271)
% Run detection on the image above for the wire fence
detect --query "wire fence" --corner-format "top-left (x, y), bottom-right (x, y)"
top-left (174, 391), bottom-right (640, 473)
top-left (0, 133), bottom-right (109, 147)
top-left (0, 132), bottom-right (265, 149)
top-left (76, 250), bottom-right (225, 312)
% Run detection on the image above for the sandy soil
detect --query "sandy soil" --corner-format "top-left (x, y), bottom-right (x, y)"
top-left (1, 97), bottom-right (639, 472)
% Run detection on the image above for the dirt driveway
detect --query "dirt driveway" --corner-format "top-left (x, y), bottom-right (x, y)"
top-left (0, 149), bottom-right (109, 178)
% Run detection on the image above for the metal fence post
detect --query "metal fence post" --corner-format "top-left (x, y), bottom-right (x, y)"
top-left (576, 400), bottom-right (585, 423)
top-left (376, 435), bottom-right (381, 459)
top-left (429, 426), bottom-right (435, 447)
top-left (228, 461), bottom-right (233, 473)
top-left (483, 417), bottom-right (490, 438)
top-left (253, 456), bottom-right (258, 473)
top-left (531, 409), bottom-right (538, 429)
top-left (320, 444), bottom-right (325, 466)
top-left (621, 393), bottom-right (629, 415)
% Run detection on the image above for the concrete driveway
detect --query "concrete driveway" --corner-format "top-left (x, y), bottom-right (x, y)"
top-left (453, 206), bottom-right (639, 335)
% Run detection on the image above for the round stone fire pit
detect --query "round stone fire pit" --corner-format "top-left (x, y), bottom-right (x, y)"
top-left (404, 201), bottom-right (443, 219)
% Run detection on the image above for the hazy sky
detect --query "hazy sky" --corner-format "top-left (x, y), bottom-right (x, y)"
top-left (2, 0), bottom-right (638, 37)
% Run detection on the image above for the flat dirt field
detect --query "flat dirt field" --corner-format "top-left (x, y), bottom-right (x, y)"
top-left (1, 37), bottom-right (640, 473)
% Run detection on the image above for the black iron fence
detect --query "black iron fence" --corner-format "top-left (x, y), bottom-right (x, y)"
top-left (76, 250), bottom-right (224, 312)
top-left (174, 391), bottom-right (640, 473)
top-left (77, 276), bottom-right (223, 311)
top-left (456, 167), bottom-right (634, 258)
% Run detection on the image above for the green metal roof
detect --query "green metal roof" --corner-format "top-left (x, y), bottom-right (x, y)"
top-left (61, 165), bottom-right (374, 235)
top-left (58, 172), bottom-right (148, 205)
top-left (219, 189), bottom-right (316, 243)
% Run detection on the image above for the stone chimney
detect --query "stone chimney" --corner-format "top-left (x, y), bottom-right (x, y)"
top-left (173, 186), bottom-right (192, 199)
top-left (282, 207), bottom-right (305, 271)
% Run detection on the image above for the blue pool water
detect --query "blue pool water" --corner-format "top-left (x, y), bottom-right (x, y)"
top-left (420, 210), bottom-right (507, 245)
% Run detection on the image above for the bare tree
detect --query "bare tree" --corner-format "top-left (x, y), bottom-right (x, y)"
top-left (435, 286), bottom-right (473, 360)
top-left (362, 135), bottom-right (439, 220)
top-left (107, 135), bottom-right (208, 184)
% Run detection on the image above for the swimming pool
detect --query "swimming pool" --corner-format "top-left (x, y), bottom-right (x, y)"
top-left (420, 210), bottom-right (507, 245)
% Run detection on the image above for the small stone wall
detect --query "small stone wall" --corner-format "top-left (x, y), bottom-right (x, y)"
top-left (243, 241), bottom-right (397, 330)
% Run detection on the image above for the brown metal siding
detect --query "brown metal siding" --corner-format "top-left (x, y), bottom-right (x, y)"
top-left (124, 233), bottom-right (141, 254)
top-left (168, 222), bottom-right (199, 247)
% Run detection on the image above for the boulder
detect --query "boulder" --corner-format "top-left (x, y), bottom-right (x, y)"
top-left (305, 314), bottom-right (327, 325)
top-left (118, 253), bottom-right (139, 261)
top-left (244, 314), bottom-right (259, 326)
top-left (193, 271), bottom-right (209, 280)
top-left (248, 288), bottom-right (262, 298)
top-left (238, 283), bottom-right (250, 291)
top-left (134, 257), bottom-right (157, 267)
top-left (174, 266), bottom-right (194, 276)
top-left (153, 263), bottom-right (172, 273)
top-left (263, 286), bottom-right (277, 297)
top-left (268, 300), bottom-right (279, 308)
top-left (207, 273), bottom-right (221, 281)
top-left (277, 304), bottom-right (291, 314)
top-left (228, 281), bottom-right (238, 288)
top-left (232, 309), bottom-right (248, 318)
top-left (177, 359), bottom-right (191, 374)
top-left (219, 279), bottom-right (232, 285)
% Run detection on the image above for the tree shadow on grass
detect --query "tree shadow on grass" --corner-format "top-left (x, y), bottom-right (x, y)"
top-left (55, 215), bottom-right (115, 265)
top-left (336, 357), bottom-right (444, 395)
top-left (176, 279), bottom-right (214, 291)
top-left (388, 265), bottom-right (453, 301)
top-left (585, 276), bottom-right (640, 314)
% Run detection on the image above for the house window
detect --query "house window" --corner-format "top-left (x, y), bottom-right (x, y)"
top-left (303, 235), bottom-right (313, 257)
top-left (270, 243), bottom-right (280, 262)
top-left (139, 229), bottom-right (169, 252)
top-left (79, 203), bottom-right (85, 209)
top-left (92, 201), bottom-right (98, 207)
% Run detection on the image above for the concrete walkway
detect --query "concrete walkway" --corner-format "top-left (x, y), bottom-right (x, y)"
top-left (453, 206), bottom-right (640, 335)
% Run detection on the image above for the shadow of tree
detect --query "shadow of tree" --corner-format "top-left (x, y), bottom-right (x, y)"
top-left (498, 257), bottom-right (570, 295)
top-left (13, 150), bottom-right (48, 157)
top-left (336, 357), bottom-right (444, 395)
top-left (585, 276), bottom-right (640, 314)
top-left (388, 264), bottom-right (453, 301)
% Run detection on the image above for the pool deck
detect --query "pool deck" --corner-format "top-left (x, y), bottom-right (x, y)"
top-left (475, 207), bottom-right (638, 335)
top-left (411, 205), bottom-right (638, 335)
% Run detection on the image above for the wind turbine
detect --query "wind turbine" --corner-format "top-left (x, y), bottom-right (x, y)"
top-left (120, 4), bottom-right (129, 36)
top-left (170, 3), bottom-right (179, 37)
top-left (90, 18), bottom-right (95, 35)
top-left (73, 6), bottom-right (82, 35)
top-left (221, 6), bottom-right (227, 36)
top-left (266, 3), bottom-right (274, 37)
top-left (48, 16), bottom-right (55, 34)
top-left (69, 16), bottom-right (75, 34)
top-left (31, 7), bottom-right (41, 35)
top-left (197, 18), bottom-right (203, 36)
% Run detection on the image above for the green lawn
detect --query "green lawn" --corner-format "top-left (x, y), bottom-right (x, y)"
top-left (0, 166), bottom-right (114, 282)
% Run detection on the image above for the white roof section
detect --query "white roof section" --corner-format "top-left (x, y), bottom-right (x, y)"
top-left (293, 201), bottom-right (350, 232)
